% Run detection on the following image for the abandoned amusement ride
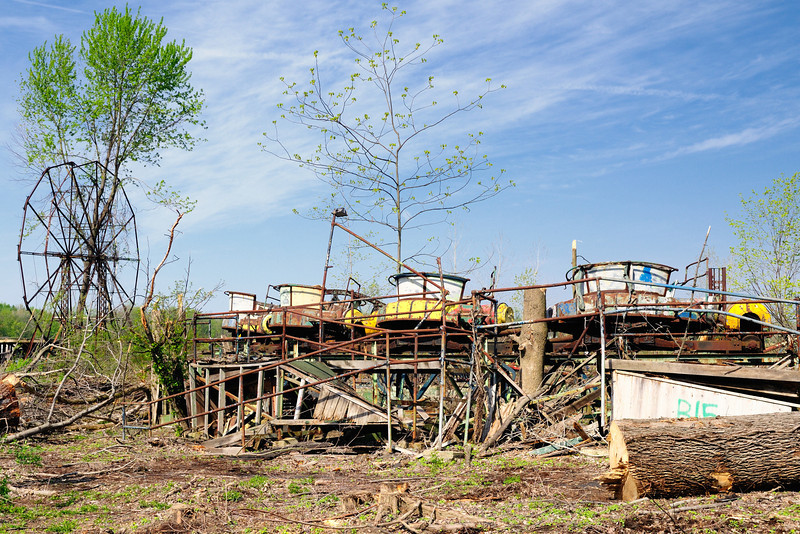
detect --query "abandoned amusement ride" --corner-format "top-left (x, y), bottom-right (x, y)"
top-left (144, 215), bottom-right (798, 451)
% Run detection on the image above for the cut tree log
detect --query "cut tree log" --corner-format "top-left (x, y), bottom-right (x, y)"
top-left (599, 412), bottom-right (800, 501)
top-left (0, 377), bottom-right (20, 432)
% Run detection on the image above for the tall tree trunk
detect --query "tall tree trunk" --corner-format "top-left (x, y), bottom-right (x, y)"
top-left (517, 288), bottom-right (547, 394)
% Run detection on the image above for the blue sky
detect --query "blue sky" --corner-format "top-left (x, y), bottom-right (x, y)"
top-left (1, 0), bottom-right (799, 310)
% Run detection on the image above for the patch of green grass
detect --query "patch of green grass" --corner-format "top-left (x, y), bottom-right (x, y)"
top-left (49, 492), bottom-right (81, 509)
top-left (317, 494), bottom-right (339, 507)
top-left (241, 475), bottom-right (271, 488)
top-left (287, 477), bottom-right (314, 494)
top-left (44, 519), bottom-right (77, 533)
top-left (0, 501), bottom-right (34, 519)
top-left (779, 504), bottom-right (800, 518)
top-left (0, 476), bottom-right (10, 502)
top-left (14, 445), bottom-right (43, 466)
top-left (224, 490), bottom-right (243, 502)
top-left (140, 499), bottom-right (170, 510)
top-left (0, 520), bottom-right (28, 533)
top-left (502, 474), bottom-right (521, 484)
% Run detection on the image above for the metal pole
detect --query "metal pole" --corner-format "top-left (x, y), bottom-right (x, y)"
top-left (320, 208), bottom-right (347, 344)
top-left (413, 335), bottom-right (418, 441)
top-left (598, 288), bottom-right (608, 433)
top-left (385, 333), bottom-right (392, 452)
top-left (464, 297), bottom-right (478, 447)
top-left (436, 262), bottom-right (447, 449)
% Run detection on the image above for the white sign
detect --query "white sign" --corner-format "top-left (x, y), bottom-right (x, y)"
top-left (612, 370), bottom-right (795, 420)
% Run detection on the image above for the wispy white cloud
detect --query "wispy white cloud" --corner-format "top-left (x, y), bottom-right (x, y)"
top-left (656, 118), bottom-right (800, 161)
top-left (1, 0), bottom-right (799, 304)
top-left (10, 0), bottom-right (85, 14)
top-left (0, 15), bottom-right (53, 30)
top-left (565, 83), bottom-right (720, 102)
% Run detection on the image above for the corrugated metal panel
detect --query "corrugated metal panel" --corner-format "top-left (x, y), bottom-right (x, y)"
top-left (612, 370), bottom-right (795, 420)
top-left (288, 360), bottom-right (338, 381)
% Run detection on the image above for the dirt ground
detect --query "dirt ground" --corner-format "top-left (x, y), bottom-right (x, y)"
top-left (1, 429), bottom-right (800, 533)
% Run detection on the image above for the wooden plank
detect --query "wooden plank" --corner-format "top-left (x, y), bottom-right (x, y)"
top-left (550, 388), bottom-right (601, 419)
top-left (612, 370), bottom-right (795, 420)
top-left (188, 369), bottom-right (198, 430)
top-left (255, 370), bottom-right (264, 425)
top-left (606, 359), bottom-right (800, 384)
top-left (346, 399), bottom-right (376, 424)
top-left (204, 368), bottom-right (210, 435)
top-left (286, 364), bottom-right (397, 423)
top-left (322, 389), bottom-right (344, 420)
top-left (332, 393), bottom-right (350, 421)
top-left (217, 369), bottom-right (226, 437)
top-left (313, 388), bottom-right (333, 420)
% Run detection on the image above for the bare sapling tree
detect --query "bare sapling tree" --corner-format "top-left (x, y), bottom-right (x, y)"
top-left (263, 5), bottom-right (512, 270)
top-left (134, 188), bottom-right (214, 419)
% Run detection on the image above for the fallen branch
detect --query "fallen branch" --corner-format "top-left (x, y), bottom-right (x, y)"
top-left (234, 507), bottom-right (374, 530)
top-left (2, 383), bottom-right (145, 443)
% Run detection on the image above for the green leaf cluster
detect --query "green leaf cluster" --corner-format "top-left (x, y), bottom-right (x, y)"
top-left (18, 6), bottom-right (205, 174)
top-left (727, 171), bottom-right (800, 326)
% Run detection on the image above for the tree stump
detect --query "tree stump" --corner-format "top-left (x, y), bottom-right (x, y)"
top-left (600, 413), bottom-right (800, 500)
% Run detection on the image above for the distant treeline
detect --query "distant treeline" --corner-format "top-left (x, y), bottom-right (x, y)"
top-left (0, 303), bottom-right (35, 339)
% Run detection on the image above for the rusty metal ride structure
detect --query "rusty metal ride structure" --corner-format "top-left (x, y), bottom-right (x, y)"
top-left (18, 161), bottom-right (139, 336)
top-left (138, 217), bottom-right (799, 448)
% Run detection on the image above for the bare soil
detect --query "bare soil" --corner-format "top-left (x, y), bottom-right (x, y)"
top-left (1, 430), bottom-right (800, 533)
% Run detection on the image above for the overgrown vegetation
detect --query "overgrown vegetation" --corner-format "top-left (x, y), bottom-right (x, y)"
top-left (0, 304), bottom-right (36, 339)
top-left (728, 171), bottom-right (800, 326)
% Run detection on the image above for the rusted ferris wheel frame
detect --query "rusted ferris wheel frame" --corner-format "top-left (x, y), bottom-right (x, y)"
top-left (18, 161), bottom-right (140, 338)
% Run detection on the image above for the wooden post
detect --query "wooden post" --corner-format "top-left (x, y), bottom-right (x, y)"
top-left (276, 367), bottom-right (284, 419)
top-left (203, 367), bottom-right (210, 436)
top-left (188, 365), bottom-right (198, 431)
top-left (237, 366), bottom-right (244, 431)
top-left (294, 379), bottom-right (306, 419)
top-left (217, 369), bottom-right (226, 436)
top-left (255, 369), bottom-right (264, 425)
top-left (152, 382), bottom-right (160, 426)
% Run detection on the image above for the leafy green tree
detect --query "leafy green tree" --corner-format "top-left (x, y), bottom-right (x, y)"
top-left (18, 5), bottom-right (204, 173)
top-left (0, 304), bottom-right (36, 339)
top-left (264, 5), bottom-right (511, 269)
top-left (17, 6), bottom-right (204, 315)
top-left (727, 172), bottom-right (800, 326)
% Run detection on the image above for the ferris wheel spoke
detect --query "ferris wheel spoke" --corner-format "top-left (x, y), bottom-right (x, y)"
top-left (18, 161), bottom-right (140, 335)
